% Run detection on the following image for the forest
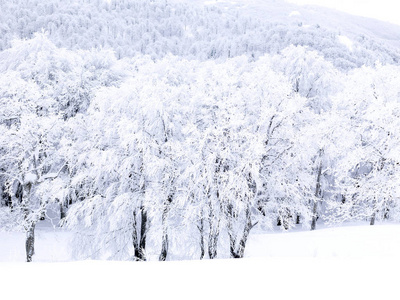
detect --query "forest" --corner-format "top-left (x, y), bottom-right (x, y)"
top-left (1, 0), bottom-right (400, 262)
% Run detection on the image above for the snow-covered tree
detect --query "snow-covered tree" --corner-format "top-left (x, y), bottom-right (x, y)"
top-left (0, 68), bottom-right (63, 262)
top-left (328, 65), bottom-right (400, 225)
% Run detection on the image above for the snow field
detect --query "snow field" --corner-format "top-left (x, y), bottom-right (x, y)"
top-left (0, 230), bottom-right (73, 262)
top-left (3, 223), bottom-right (400, 262)
top-left (247, 223), bottom-right (400, 258)
top-left (1, 223), bottom-right (400, 299)
top-left (1, 257), bottom-right (398, 300)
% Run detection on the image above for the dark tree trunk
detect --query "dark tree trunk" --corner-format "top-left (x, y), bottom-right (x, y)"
top-left (228, 204), bottom-right (257, 259)
top-left (198, 216), bottom-right (205, 260)
top-left (60, 201), bottom-right (66, 220)
top-left (25, 223), bottom-right (35, 262)
top-left (277, 207), bottom-right (291, 230)
top-left (132, 207), bottom-right (148, 261)
top-left (207, 157), bottom-right (224, 259)
top-left (2, 190), bottom-right (12, 208)
top-left (283, 219), bottom-right (289, 230)
top-left (236, 206), bottom-right (254, 258)
top-left (207, 200), bottom-right (219, 259)
top-left (370, 198), bottom-right (378, 226)
top-left (159, 193), bottom-right (173, 261)
top-left (159, 233), bottom-right (168, 261)
top-left (132, 210), bottom-right (139, 259)
top-left (16, 182), bottom-right (23, 204)
top-left (132, 208), bottom-right (147, 261)
top-left (296, 214), bottom-right (300, 225)
top-left (311, 149), bottom-right (323, 231)
top-left (132, 156), bottom-right (148, 262)
top-left (370, 213), bottom-right (375, 225)
top-left (40, 203), bottom-right (46, 220)
top-left (384, 207), bottom-right (389, 220)
top-left (139, 208), bottom-right (147, 259)
top-left (22, 182), bottom-right (36, 262)
top-left (7, 194), bottom-right (12, 208)
top-left (227, 203), bottom-right (236, 258)
top-left (1, 183), bottom-right (11, 207)
top-left (208, 223), bottom-right (219, 259)
top-left (311, 206), bottom-right (318, 230)
top-left (229, 236), bottom-right (239, 258)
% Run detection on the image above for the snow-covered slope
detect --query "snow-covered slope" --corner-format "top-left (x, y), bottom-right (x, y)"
top-left (187, 0), bottom-right (400, 48)
top-left (1, 223), bottom-right (400, 299)
top-left (1, 0), bottom-right (399, 69)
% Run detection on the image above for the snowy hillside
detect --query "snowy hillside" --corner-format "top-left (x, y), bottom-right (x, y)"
top-left (1, 0), bottom-right (399, 69)
top-left (1, 0), bottom-right (400, 264)
top-left (193, 0), bottom-right (400, 48)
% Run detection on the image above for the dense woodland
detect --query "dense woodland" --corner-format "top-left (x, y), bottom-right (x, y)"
top-left (1, 0), bottom-right (400, 262)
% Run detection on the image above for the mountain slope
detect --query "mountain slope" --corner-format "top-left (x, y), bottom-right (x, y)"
top-left (0, 0), bottom-right (399, 70)
top-left (205, 0), bottom-right (400, 47)
top-left (178, 0), bottom-right (400, 48)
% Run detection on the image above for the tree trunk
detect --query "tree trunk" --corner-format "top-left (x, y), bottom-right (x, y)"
top-left (310, 204), bottom-right (318, 230)
top-left (60, 201), bottom-right (66, 220)
top-left (159, 193), bottom-right (173, 261)
top-left (4, 193), bottom-right (12, 208)
top-left (132, 157), bottom-right (148, 261)
top-left (370, 213), bottom-right (375, 225)
top-left (132, 210), bottom-right (139, 260)
top-left (25, 223), bottom-right (35, 262)
top-left (198, 216), bottom-right (205, 260)
top-left (1, 184), bottom-right (11, 207)
top-left (39, 201), bottom-right (46, 220)
top-left (132, 207), bottom-right (148, 261)
top-left (277, 207), bottom-right (291, 230)
top-left (22, 182), bottom-right (36, 262)
top-left (383, 207), bottom-right (389, 220)
top-left (236, 205), bottom-right (255, 258)
top-left (207, 157), bottom-right (224, 259)
top-left (206, 165), bottom-right (220, 260)
top-left (207, 200), bottom-right (219, 259)
top-left (159, 233), bottom-right (169, 261)
top-left (311, 149), bottom-right (323, 231)
top-left (132, 208), bottom-right (147, 261)
top-left (139, 207), bottom-right (147, 260)
top-left (229, 204), bottom-right (257, 259)
top-left (208, 222), bottom-right (219, 259)
top-left (227, 203), bottom-right (237, 258)
top-left (283, 208), bottom-right (290, 230)
top-left (16, 182), bottom-right (23, 204)
top-left (370, 198), bottom-right (378, 226)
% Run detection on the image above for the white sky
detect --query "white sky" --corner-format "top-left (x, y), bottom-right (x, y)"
top-left (285, 0), bottom-right (400, 26)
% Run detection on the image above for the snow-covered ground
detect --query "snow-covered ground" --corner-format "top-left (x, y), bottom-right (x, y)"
top-left (1, 223), bottom-right (399, 299)
top-left (4, 221), bottom-right (400, 262)
top-left (2, 256), bottom-right (399, 299)
top-left (247, 222), bottom-right (400, 258)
